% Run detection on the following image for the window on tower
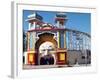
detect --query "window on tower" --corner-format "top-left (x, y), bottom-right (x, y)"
top-left (36, 24), bottom-right (40, 29)
top-left (30, 23), bottom-right (33, 28)
top-left (30, 23), bottom-right (35, 29)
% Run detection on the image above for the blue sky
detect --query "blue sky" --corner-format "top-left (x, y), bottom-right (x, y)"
top-left (23, 10), bottom-right (91, 34)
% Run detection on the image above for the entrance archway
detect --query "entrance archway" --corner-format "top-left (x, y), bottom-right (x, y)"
top-left (35, 32), bottom-right (57, 65)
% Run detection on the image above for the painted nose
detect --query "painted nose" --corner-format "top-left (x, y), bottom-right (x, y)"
top-left (44, 50), bottom-right (48, 55)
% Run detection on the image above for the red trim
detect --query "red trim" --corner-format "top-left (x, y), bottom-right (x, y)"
top-left (55, 18), bottom-right (66, 20)
top-left (27, 47), bottom-right (30, 52)
top-left (56, 52), bottom-right (67, 65)
top-left (57, 48), bottom-right (67, 50)
top-left (28, 28), bottom-right (67, 32)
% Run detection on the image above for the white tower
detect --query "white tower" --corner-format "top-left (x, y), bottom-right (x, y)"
top-left (26, 12), bottom-right (43, 30)
top-left (55, 12), bottom-right (68, 28)
top-left (55, 13), bottom-right (68, 48)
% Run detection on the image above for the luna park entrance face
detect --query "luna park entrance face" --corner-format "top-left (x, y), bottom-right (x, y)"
top-left (39, 41), bottom-right (56, 65)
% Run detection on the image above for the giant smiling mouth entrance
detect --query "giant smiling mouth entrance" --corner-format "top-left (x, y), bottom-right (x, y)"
top-left (40, 54), bottom-right (54, 65)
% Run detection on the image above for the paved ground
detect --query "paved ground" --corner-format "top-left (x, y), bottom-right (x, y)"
top-left (23, 65), bottom-right (69, 69)
top-left (23, 64), bottom-right (91, 69)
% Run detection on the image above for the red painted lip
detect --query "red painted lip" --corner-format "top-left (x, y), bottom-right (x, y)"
top-left (28, 28), bottom-right (67, 32)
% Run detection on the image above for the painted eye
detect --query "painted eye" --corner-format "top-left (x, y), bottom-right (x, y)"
top-left (42, 49), bottom-right (46, 51)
